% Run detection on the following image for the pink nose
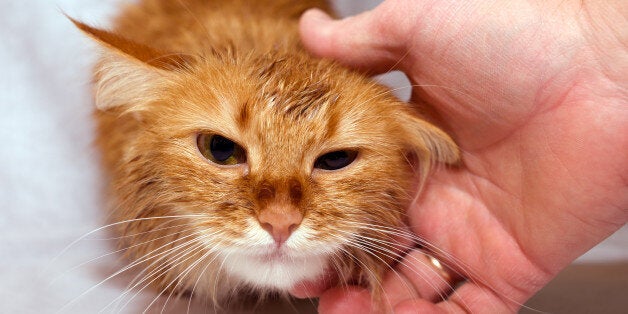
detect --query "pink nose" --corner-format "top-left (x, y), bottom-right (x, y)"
top-left (258, 207), bottom-right (303, 245)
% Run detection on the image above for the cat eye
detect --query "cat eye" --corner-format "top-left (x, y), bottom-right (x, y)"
top-left (197, 134), bottom-right (246, 165)
top-left (314, 150), bottom-right (358, 171)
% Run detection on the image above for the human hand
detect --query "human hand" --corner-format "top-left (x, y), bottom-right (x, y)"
top-left (296, 0), bottom-right (628, 312)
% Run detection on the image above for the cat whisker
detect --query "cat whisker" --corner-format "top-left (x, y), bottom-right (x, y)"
top-left (340, 220), bottom-right (513, 311)
top-left (348, 234), bottom-right (454, 302)
top-left (91, 220), bottom-right (194, 241)
top-left (326, 251), bottom-right (345, 285)
top-left (107, 236), bottom-right (210, 313)
top-left (50, 214), bottom-right (207, 269)
top-left (342, 221), bottom-right (473, 282)
top-left (350, 224), bottom-right (466, 278)
top-left (114, 227), bottom-right (228, 304)
top-left (101, 240), bottom-right (201, 313)
top-left (61, 229), bottom-right (206, 313)
top-left (210, 250), bottom-right (235, 310)
top-left (334, 230), bottom-right (460, 311)
top-left (327, 234), bottom-right (398, 311)
top-left (186, 249), bottom-right (224, 314)
top-left (407, 83), bottom-right (475, 99)
top-left (138, 239), bottom-right (213, 314)
top-left (154, 238), bottom-right (220, 314)
top-left (50, 222), bottom-right (198, 286)
top-left (373, 78), bottom-right (475, 104)
top-left (59, 229), bottom-right (206, 312)
top-left (329, 236), bottom-right (377, 282)
top-left (326, 249), bottom-right (358, 301)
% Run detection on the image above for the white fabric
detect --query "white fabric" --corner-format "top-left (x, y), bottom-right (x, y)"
top-left (1, 1), bottom-right (625, 313)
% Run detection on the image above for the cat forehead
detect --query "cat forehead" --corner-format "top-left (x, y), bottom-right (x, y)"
top-left (245, 82), bottom-right (337, 121)
top-left (172, 58), bottom-right (378, 117)
top-left (207, 54), bottom-right (344, 119)
top-left (160, 56), bottom-right (401, 145)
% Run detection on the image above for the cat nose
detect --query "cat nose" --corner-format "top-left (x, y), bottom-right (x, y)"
top-left (258, 206), bottom-right (303, 246)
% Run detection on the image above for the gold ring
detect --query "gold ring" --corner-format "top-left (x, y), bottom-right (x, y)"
top-left (427, 254), bottom-right (452, 283)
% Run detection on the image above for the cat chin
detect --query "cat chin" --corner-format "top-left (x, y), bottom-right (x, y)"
top-left (220, 249), bottom-right (330, 291)
top-left (211, 222), bottom-right (339, 291)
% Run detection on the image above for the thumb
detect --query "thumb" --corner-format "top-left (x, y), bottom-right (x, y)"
top-left (299, 7), bottom-right (405, 74)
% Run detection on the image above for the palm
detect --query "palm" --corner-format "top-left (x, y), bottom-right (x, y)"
top-left (405, 6), bottom-right (626, 309)
top-left (383, 66), bottom-right (624, 312)
top-left (396, 68), bottom-right (566, 311)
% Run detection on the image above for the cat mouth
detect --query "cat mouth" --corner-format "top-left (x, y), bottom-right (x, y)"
top-left (223, 246), bottom-right (330, 290)
top-left (257, 251), bottom-right (284, 262)
top-left (253, 247), bottom-right (292, 263)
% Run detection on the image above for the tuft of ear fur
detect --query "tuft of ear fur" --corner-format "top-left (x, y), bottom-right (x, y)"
top-left (401, 114), bottom-right (460, 174)
top-left (70, 18), bottom-right (190, 111)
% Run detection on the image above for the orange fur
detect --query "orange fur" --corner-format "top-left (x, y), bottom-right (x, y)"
top-left (75, 0), bottom-right (459, 309)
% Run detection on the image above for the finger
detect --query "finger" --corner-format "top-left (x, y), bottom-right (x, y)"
top-left (377, 251), bottom-right (459, 309)
top-left (289, 270), bottom-right (337, 298)
top-left (393, 281), bottom-right (520, 313)
top-left (392, 282), bottom-right (519, 314)
top-left (394, 298), bottom-right (446, 314)
top-left (379, 268), bottom-right (419, 309)
top-left (298, 7), bottom-right (405, 74)
top-left (318, 286), bottom-right (372, 314)
top-left (435, 281), bottom-right (518, 313)
top-left (396, 250), bottom-right (458, 301)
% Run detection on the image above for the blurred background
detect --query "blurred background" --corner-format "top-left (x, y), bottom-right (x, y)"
top-left (1, 0), bottom-right (625, 313)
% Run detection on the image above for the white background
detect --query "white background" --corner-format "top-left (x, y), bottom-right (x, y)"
top-left (1, 0), bottom-right (626, 313)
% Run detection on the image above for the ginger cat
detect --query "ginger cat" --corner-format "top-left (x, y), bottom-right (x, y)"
top-left (73, 0), bottom-right (458, 309)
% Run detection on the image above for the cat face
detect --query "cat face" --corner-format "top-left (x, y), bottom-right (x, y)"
top-left (129, 57), bottom-right (433, 290)
top-left (75, 20), bottom-right (458, 298)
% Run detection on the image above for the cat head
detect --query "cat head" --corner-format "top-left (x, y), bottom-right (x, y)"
top-left (74, 19), bottom-right (459, 298)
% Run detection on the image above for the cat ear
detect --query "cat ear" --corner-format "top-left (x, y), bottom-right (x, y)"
top-left (70, 18), bottom-right (190, 111)
top-left (402, 114), bottom-right (460, 167)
